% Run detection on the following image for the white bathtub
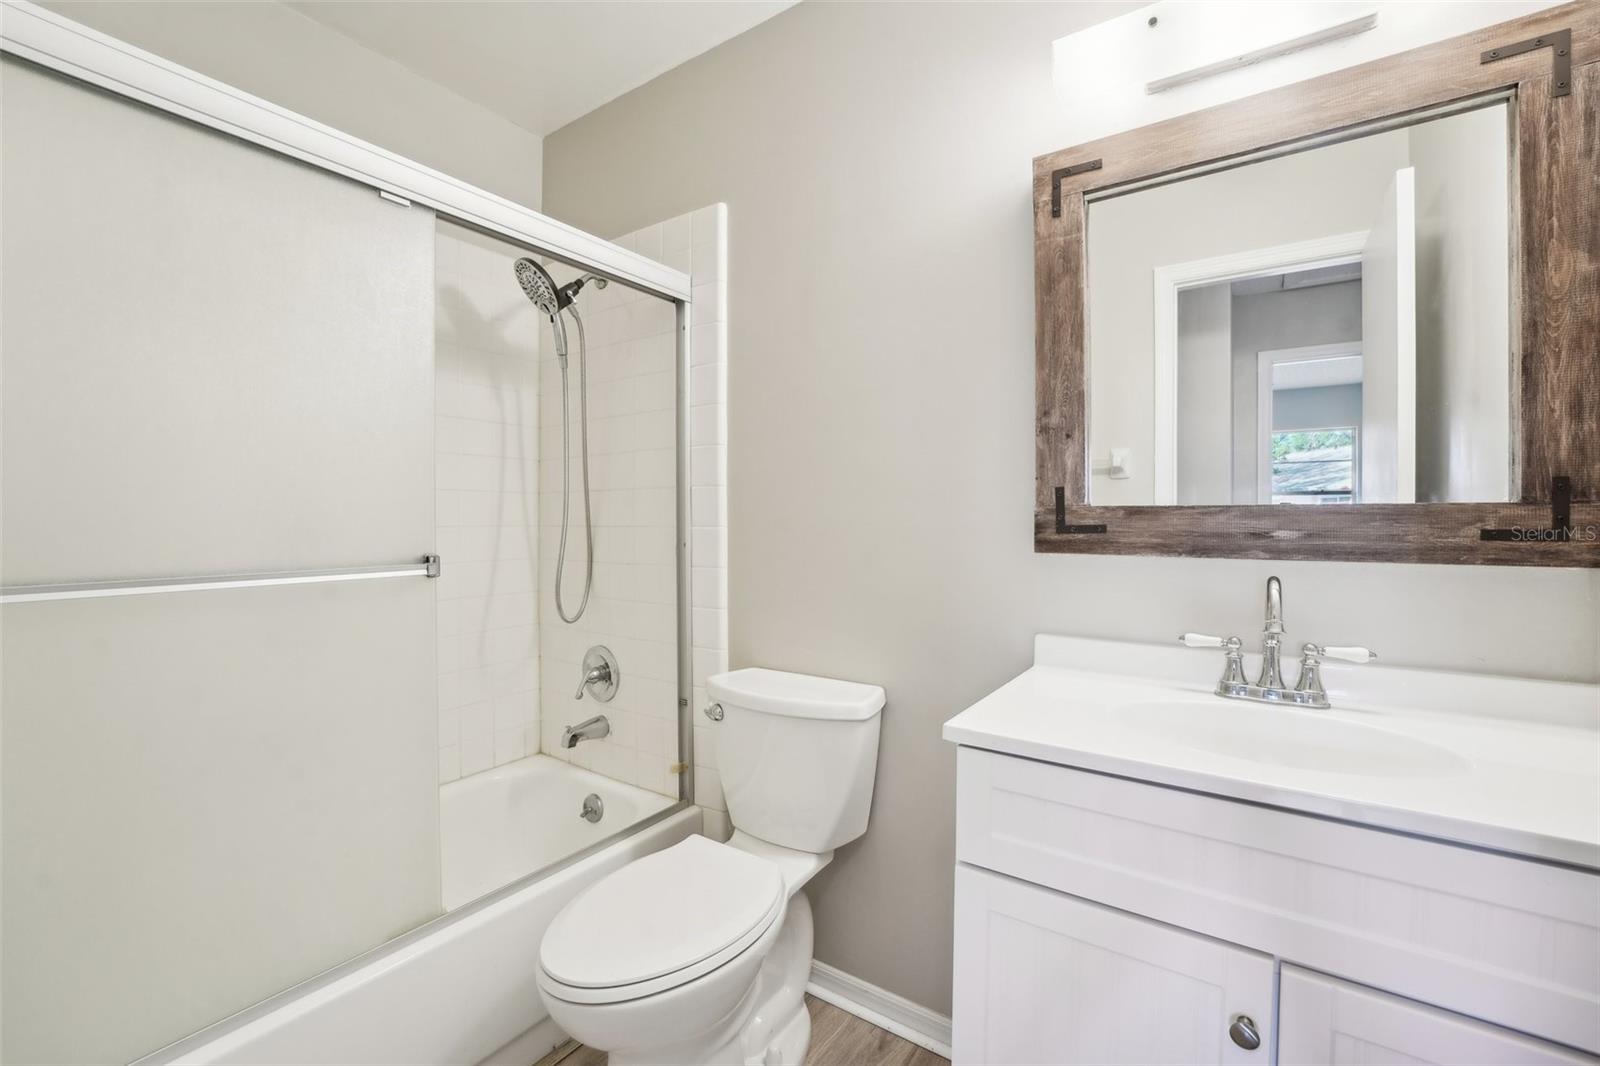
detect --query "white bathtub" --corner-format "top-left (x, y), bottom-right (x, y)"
top-left (443, 755), bottom-right (677, 910)
top-left (147, 757), bottom-right (697, 1066)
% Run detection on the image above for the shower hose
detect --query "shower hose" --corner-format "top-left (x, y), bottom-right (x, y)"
top-left (553, 305), bottom-right (593, 624)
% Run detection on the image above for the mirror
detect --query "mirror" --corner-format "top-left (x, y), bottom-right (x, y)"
top-left (1086, 100), bottom-right (1511, 506)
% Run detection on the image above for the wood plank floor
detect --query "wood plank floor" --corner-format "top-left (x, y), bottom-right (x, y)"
top-left (533, 995), bottom-right (949, 1066)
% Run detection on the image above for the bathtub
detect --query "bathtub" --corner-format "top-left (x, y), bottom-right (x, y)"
top-left (442, 755), bottom-right (677, 910)
top-left (145, 757), bottom-right (697, 1066)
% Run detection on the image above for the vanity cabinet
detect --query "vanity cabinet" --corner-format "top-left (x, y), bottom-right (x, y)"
top-left (951, 747), bottom-right (1600, 1065)
top-left (954, 866), bottom-right (1273, 1065)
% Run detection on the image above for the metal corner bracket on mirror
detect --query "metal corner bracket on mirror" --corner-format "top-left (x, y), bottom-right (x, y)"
top-left (1481, 27), bottom-right (1572, 97)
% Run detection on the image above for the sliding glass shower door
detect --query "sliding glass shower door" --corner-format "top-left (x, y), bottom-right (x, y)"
top-left (1, 57), bottom-right (439, 1065)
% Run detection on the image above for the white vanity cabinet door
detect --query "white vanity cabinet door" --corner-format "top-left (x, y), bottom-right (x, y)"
top-left (1279, 967), bottom-right (1598, 1066)
top-left (953, 864), bottom-right (1273, 1066)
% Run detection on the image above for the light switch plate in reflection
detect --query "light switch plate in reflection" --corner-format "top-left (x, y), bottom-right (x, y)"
top-left (1109, 448), bottom-right (1131, 479)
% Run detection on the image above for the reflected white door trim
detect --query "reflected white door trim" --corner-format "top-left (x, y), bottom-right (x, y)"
top-left (1256, 343), bottom-right (1364, 504)
top-left (1150, 230), bottom-right (1367, 504)
top-left (0, 0), bottom-right (690, 302)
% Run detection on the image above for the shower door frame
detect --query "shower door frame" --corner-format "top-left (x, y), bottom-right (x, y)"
top-left (1, 0), bottom-right (700, 1053)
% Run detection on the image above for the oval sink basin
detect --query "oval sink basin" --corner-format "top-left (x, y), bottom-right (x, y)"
top-left (1116, 700), bottom-right (1473, 779)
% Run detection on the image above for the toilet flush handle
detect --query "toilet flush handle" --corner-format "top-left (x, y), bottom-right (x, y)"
top-left (704, 702), bottom-right (724, 721)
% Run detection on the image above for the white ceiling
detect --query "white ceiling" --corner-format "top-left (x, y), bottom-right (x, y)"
top-left (1231, 261), bottom-right (1363, 297)
top-left (1274, 355), bottom-right (1364, 391)
top-left (285, 0), bottom-right (797, 136)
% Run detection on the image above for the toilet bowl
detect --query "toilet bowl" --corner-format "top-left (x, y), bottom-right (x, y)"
top-left (537, 668), bottom-right (884, 1066)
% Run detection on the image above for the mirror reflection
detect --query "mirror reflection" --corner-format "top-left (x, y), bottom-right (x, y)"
top-left (1087, 101), bottom-right (1512, 506)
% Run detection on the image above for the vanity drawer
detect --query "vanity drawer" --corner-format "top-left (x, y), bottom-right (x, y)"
top-left (955, 746), bottom-right (1600, 1054)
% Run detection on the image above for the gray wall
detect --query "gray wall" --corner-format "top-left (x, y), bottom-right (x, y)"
top-left (542, 1), bottom-right (1599, 1017)
top-left (1176, 285), bottom-right (1234, 504)
top-left (42, 1), bottom-right (543, 209)
top-left (1230, 282), bottom-right (1364, 501)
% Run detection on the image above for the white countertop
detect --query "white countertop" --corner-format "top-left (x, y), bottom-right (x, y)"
top-left (943, 635), bottom-right (1600, 869)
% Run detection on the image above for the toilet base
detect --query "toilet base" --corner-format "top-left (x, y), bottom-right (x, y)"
top-left (753, 998), bottom-right (811, 1066)
top-left (737, 888), bottom-right (813, 1065)
top-left (606, 891), bottom-right (815, 1066)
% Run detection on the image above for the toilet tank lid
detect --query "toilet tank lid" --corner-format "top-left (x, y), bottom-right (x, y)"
top-left (708, 668), bottom-right (885, 721)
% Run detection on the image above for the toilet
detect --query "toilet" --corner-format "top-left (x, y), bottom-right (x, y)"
top-left (537, 667), bottom-right (885, 1066)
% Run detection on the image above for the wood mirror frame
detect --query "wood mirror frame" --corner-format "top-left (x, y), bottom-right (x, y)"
top-left (1034, 2), bottom-right (1597, 567)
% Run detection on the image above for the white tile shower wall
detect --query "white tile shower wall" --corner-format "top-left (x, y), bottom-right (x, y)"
top-left (536, 205), bottom-right (728, 814)
top-left (535, 241), bottom-right (677, 797)
top-left (435, 223), bottom-right (543, 784)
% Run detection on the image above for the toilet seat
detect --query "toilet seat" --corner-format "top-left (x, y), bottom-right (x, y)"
top-left (539, 836), bottom-right (785, 1005)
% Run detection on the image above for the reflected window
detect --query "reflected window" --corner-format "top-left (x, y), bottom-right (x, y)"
top-left (1271, 427), bottom-right (1357, 504)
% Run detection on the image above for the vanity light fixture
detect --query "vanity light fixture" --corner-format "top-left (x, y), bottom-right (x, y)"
top-left (1144, 10), bottom-right (1378, 95)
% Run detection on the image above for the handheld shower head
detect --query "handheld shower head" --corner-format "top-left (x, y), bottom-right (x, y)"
top-left (513, 257), bottom-right (560, 315)
top-left (511, 260), bottom-right (605, 625)
top-left (514, 257), bottom-right (568, 360)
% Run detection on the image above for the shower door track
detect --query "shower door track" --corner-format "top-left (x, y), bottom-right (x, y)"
top-left (0, 555), bottom-right (441, 604)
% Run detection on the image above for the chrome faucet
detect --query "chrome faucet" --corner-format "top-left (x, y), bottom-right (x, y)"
top-left (1257, 575), bottom-right (1286, 690)
top-left (1180, 576), bottom-right (1376, 709)
top-left (561, 715), bottom-right (610, 748)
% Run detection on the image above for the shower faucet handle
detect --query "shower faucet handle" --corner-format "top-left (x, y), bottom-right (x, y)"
top-left (574, 645), bottom-right (619, 703)
top-left (574, 665), bottom-right (609, 700)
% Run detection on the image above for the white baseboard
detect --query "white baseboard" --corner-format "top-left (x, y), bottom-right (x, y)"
top-left (806, 961), bottom-right (952, 1059)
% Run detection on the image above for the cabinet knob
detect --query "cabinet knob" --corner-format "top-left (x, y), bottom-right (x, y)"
top-left (1228, 1014), bottom-right (1261, 1051)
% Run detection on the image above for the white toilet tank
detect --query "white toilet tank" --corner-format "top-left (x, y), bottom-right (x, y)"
top-left (707, 668), bottom-right (884, 854)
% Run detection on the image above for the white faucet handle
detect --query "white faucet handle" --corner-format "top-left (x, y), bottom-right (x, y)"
top-left (1320, 645), bottom-right (1377, 664)
top-left (1179, 633), bottom-right (1240, 650)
